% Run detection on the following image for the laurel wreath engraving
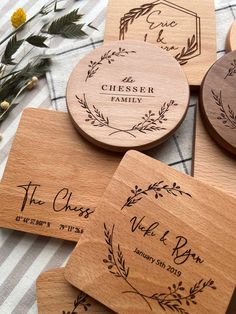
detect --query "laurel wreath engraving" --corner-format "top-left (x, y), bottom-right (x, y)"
top-left (103, 223), bottom-right (216, 313)
top-left (85, 48), bottom-right (136, 81)
top-left (76, 94), bottom-right (178, 138)
top-left (224, 59), bottom-right (236, 79)
top-left (62, 292), bottom-right (91, 314)
top-left (121, 182), bottom-right (192, 210)
top-left (119, 1), bottom-right (199, 65)
top-left (212, 90), bottom-right (236, 129)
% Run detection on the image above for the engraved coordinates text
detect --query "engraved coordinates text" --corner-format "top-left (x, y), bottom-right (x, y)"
top-left (130, 215), bottom-right (204, 266)
top-left (17, 181), bottom-right (94, 218)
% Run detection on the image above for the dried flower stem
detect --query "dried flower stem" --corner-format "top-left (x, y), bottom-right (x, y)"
top-left (0, 82), bottom-right (28, 121)
top-left (0, 0), bottom-right (62, 47)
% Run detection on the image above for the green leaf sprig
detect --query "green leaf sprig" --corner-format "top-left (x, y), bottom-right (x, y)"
top-left (46, 9), bottom-right (87, 38)
top-left (1, 35), bottom-right (24, 65)
top-left (0, 58), bottom-right (50, 122)
top-left (0, 0), bottom-right (98, 126)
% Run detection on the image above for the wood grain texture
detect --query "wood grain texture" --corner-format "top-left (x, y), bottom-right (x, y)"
top-left (36, 268), bottom-right (114, 314)
top-left (65, 150), bottom-right (236, 314)
top-left (226, 20), bottom-right (236, 52)
top-left (104, 0), bottom-right (217, 87)
top-left (0, 108), bottom-right (121, 241)
top-left (200, 51), bottom-right (236, 155)
top-left (66, 40), bottom-right (189, 152)
top-left (193, 109), bottom-right (236, 198)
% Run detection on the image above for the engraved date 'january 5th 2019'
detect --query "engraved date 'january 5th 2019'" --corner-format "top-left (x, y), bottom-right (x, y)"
top-left (17, 181), bottom-right (95, 219)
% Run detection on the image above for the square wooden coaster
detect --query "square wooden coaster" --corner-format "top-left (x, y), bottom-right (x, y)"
top-left (0, 108), bottom-right (121, 241)
top-left (104, 0), bottom-right (217, 87)
top-left (194, 106), bottom-right (236, 198)
top-left (65, 150), bottom-right (236, 313)
top-left (36, 268), bottom-right (114, 313)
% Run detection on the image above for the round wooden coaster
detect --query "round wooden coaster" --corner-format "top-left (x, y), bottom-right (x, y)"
top-left (226, 20), bottom-right (236, 52)
top-left (200, 51), bottom-right (236, 155)
top-left (66, 40), bottom-right (189, 152)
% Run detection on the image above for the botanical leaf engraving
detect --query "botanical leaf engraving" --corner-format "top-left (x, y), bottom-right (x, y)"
top-left (224, 59), bottom-right (236, 79)
top-left (62, 292), bottom-right (91, 314)
top-left (119, 1), bottom-right (200, 65)
top-left (103, 223), bottom-right (216, 312)
top-left (121, 182), bottom-right (192, 210)
top-left (85, 48), bottom-right (136, 81)
top-left (76, 94), bottom-right (178, 138)
top-left (175, 35), bottom-right (198, 66)
top-left (212, 90), bottom-right (236, 129)
top-left (120, 2), bottom-right (157, 40)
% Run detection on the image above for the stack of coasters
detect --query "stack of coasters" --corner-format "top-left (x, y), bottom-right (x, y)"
top-left (65, 150), bottom-right (236, 313)
top-left (0, 108), bottom-right (121, 241)
top-left (36, 268), bottom-right (113, 313)
top-left (66, 40), bottom-right (189, 152)
top-left (104, 0), bottom-right (217, 87)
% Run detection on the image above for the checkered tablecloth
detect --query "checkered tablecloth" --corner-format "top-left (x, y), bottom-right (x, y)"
top-left (0, 0), bottom-right (235, 313)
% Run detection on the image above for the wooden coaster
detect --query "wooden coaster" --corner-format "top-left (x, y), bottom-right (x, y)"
top-left (193, 109), bottom-right (236, 199)
top-left (36, 268), bottom-right (114, 313)
top-left (200, 51), bottom-right (236, 155)
top-left (65, 151), bottom-right (236, 314)
top-left (66, 40), bottom-right (189, 152)
top-left (0, 108), bottom-right (121, 241)
top-left (104, 0), bottom-right (217, 88)
top-left (226, 20), bottom-right (236, 52)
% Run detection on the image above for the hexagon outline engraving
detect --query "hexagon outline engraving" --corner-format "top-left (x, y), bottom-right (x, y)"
top-left (119, 0), bottom-right (201, 65)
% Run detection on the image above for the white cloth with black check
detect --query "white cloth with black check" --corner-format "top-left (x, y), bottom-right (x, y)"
top-left (0, 0), bottom-right (235, 313)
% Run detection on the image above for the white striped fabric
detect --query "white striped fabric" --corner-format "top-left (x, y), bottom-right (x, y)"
top-left (0, 0), bottom-right (234, 313)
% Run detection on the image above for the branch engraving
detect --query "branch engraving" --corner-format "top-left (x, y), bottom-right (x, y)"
top-left (103, 223), bottom-right (216, 313)
top-left (224, 59), bottom-right (236, 79)
top-left (175, 35), bottom-right (198, 65)
top-left (85, 48), bottom-right (136, 81)
top-left (121, 181), bottom-right (192, 210)
top-left (76, 94), bottom-right (178, 138)
top-left (62, 292), bottom-right (91, 314)
top-left (212, 90), bottom-right (236, 129)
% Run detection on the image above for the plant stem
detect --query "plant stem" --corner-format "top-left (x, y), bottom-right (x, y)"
top-left (0, 65), bottom-right (6, 79)
top-left (0, 12), bottom-right (39, 47)
top-left (0, 82), bottom-right (28, 121)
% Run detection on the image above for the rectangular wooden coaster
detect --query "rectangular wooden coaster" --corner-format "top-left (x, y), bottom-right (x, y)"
top-left (0, 108), bottom-right (121, 241)
top-left (36, 268), bottom-right (114, 313)
top-left (194, 110), bottom-right (236, 198)
top-left (104, 0), bottom-right (217, 87)
top-left (65, 150), bottom-right (236, 314)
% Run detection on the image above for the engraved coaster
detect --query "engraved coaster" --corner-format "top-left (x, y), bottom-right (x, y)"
top-left (66, 40), bottom-right (189, 152)
top-left (36, 268), bottom-right (114, 314)
top-left (193, 110), bottom-right (236, 199)
top-left (226, 20), bottom-right (236, 52)
top-left (104, 0), bottom-right (217, 87)
top-left (200, 51), bottom-right (236, 155)
top-left (65, 151), bottom-right (236, 314)
top-left (0, 108), bottom-right (121, 241)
